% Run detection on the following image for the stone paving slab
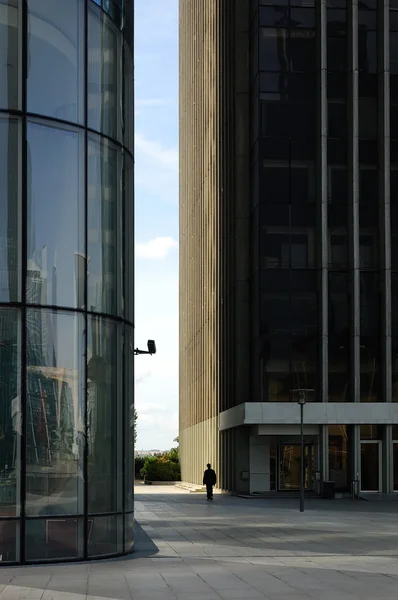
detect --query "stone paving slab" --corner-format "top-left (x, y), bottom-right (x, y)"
top-left (2, 485), bottom-right (398, 599)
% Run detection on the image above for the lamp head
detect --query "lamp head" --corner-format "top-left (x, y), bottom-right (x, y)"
top-left (147, 340), bottom-right (156, 355)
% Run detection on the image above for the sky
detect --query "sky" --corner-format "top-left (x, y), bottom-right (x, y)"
top-left (134, 0), bottom-right (179, 450)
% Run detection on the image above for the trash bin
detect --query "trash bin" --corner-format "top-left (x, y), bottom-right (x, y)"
top-left (322, 480), bottom-right (335, 499)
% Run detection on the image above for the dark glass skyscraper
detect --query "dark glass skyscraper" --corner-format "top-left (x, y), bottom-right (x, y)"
top-left (0, 0), bottom-right (134, 564)
top-left (179, 0), bottom-right (398, 496)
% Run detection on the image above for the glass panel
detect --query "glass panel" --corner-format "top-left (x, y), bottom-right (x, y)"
top-left (391, 174), bottom-right (398, 271)
top-left (0, 118), bottom-right (20, 303)
top-left (88, 515), bottom-right (123, 557)
top-left (125, 326), bottom-right (134, 512)
top-left (360, 273), bottom-right (380, 402)
top-left (87, 317), bottom-right (122, 513)
top-left (88, 3), bottom-right (121, 141)
top-left (125, 512), bottom-right (133, 553)
top-left (0, 519), bottom-right (18, 562)
top-left (262, 336), bottom-right (291, 401)
top-left (279, 445), bottom-right (313, 491)
top-left (259, 28), bottom-right (288, 72)
top-left (87, 135), bottom-right (120, 316)
top-left (0, 308), bottom-right (20, 517)
top-left (26, 310), bottom-right (84, 516)
top-left (393, 276), bottom-right (398, 402)
top-left (360, 442), bottom-right (379, 492)
top-left (92, 0), bottom-right (123, 26)
top-left (360, 424), bottom-right (382, 440)
top-left (329, 425), bottom-right (351, 491)
top-left (27, 0), bottom-right (84, 123)
top-left (0, 0), bottom-right (19, 110)
top-left (27, 121), bottom-right (85, 309)
top-left (124, 154), bottom-right (134, 321)
top-left (123, 41), bottom-right (134, 152)
top-left (328, 273), bottom-right (349, 402)
top-left (25, 517), bottom-right (83, 561)
top-left (394, 443), bottom-right (398, 492)
top-left (270, 444), bottom-right (277, 491)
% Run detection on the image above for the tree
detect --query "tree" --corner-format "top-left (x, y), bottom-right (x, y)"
top-left (173, 436), bottom-right (179, 444)
top-left (134, 409), bottom-right (138, 446)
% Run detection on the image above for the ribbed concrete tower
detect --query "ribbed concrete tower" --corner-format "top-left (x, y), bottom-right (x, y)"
top-left (179, 1), bottom-right (251, 490)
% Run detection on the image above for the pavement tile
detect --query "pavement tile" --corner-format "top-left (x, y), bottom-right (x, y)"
top-left (216, 590), bottom-right (266, 600)
top-left (0, 587), bottom-right (45, 600)
top-left (42, 593), bottom-right (87, 600)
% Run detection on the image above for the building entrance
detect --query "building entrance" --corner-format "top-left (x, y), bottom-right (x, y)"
top-left (360, 441), bottom-right (381, 492)
top-left (278, 444), bottom-right (315, 491)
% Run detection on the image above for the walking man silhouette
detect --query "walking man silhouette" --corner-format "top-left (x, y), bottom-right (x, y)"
top-left (203, 463), bottom-right (217, 500)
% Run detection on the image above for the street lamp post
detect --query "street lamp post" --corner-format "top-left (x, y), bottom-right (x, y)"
top-left (298, 391), bottom-right (306, 513)
top-left (291, 388), bottom-right (314, 513)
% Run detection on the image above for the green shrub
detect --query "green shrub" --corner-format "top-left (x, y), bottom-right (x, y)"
top-left (135, 456), bottom-right (145, 479)
top-left (140, 456), bottom-right (181, 481)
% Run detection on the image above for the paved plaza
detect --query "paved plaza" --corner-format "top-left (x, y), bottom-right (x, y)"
top-left (2, 485), bottom-right (398, 599)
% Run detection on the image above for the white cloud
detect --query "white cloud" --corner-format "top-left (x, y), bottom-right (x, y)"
top-left (136, 98), bottom-right (170, 108)
top-left (136, 236), bottom-right (178, 260)
top-left (135, 133), bottom-right (178, 170)
top-left (135, 133), bottom-right (178, 204)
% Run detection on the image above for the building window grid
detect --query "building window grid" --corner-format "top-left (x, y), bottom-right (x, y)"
top-left (254, 1), bottom-right (396, 405)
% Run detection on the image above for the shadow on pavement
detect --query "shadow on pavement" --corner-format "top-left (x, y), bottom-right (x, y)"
top-left (132, 521), bottom-right (159, 558)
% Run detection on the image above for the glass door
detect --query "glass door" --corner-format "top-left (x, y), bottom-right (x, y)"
top-left (360, 441), bottom-right (381, 492)
top-left (279, 444), bottom-right (314, 491)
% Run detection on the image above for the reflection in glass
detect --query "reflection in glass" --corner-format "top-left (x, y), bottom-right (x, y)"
top-left (328, 273), bottom-right (349, 402)
top-left (0, 0), bottom-right (19, 109)
top-left (329, 425), bottom-right (351, 492)
top-left (270, 445), bottom-right (277, 491)
top-left (393, 276), bottom-right (398, 402)
top-left (0, 520), bottom-right (17, 562)
top-left (394, 443), bottom-right (398, 492)
top-left (360, 273), bottom-right (380, 402)
top-left (262, 336), bottom-right (291, 401)
top-left (26, 310), bottom-right (84, 516)
top-left (360, 424), bottom-right (382, 440)
top-left (25, 518), bottom-right (83, 561)
top-left (88, 136), bottom-right (120, 316)
top-left (124, 155), bottom-right (134, 321)
top-left (124, 42), bottom-right (134, 152)
top-left (0, 309), bottom-right (20, 517)
top-left (0, 118), bottom-right (20, 303)
top-left (27, 122), bottom-right (84, 309)
top-left (88, 515), bottom-right (123, 557)
top-left (27, 0), bottom-right (84, 123)
top-left (88, 4), bottom-right (121, 140)
top-left (125, 326), bottom-right (134, 512)
top-left (360, 442), bottom-right (380, 492)
top-left (279, 445), bottom-right (314, 491)
top-left (125, 513), bottom-right (134, 553)
top-left (87, 317), bottom-right (122, 513)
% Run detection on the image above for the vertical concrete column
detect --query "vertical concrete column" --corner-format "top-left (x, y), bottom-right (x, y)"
top-left (378, 0), bottom-right (391, 495)
top-left (347, 0), bottom-right (360, 405)
top-left (317, 0), bottom-right (328, 406)
top-left (353, 424), bottom-right (361, 490)
top-left (378, 1), bottom-right (391, 404)
top-left (234, 0), bottom-right (251, 409)
top-left (320, 425), bottom-right (329, 483)
top-left (249, 435), bottom-right (270, 493)
top-left (383, 425), bottom-right (393, 494)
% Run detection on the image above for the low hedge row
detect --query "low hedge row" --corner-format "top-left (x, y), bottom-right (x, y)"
top-left (139, 456), bottom-right (181, 482)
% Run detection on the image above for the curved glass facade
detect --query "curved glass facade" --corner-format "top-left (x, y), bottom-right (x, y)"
top-left (0, 0), bottom-right (134, 563)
